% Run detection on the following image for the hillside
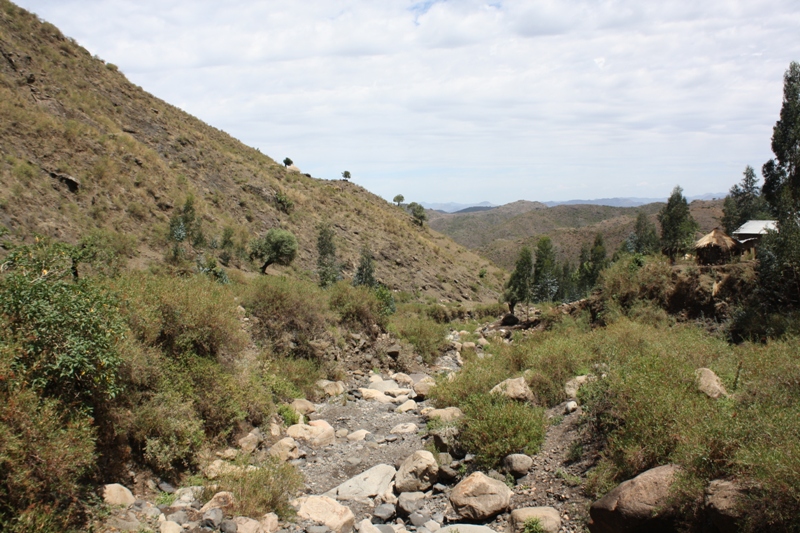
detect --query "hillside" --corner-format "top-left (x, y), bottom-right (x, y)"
top-left (0, 1), bottom-right (501, 302)
top-left (431, 198), bottom-right (724, 270)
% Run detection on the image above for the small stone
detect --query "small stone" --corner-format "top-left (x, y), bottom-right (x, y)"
top-left (200, 491), bottom-right (236, 513)
top-left (103, 483), bottom-right (136, 506)
top-left (220, 519), bottom-right (239, 533)
top-left (166, 510), bottom-right (189, 525)
top-left (490, 377), bottom-right (534, 403)
top-left (395, 400), bottom-right (417, 413)
top-left (409, 512), bottom-right (429, 527)
top-left (308, 526), bottom-right (330, 533)
top-left (424, 521), bottom-right (440, 532)
top-left (504, 454), bottom-right (533, 477)
top-left (158, 482), bottom-right (176, 494)
top-left (565, 401), bottom-right (579, 414)
top-left (348, 429), bottom-right (371, 441)
top-left (508, 507), bottom-right (561, 533)
top-left (291, 398), bottom-right (316, 415)
top-left (234, 516), bottom-right (265, 533)
top-left (373, 503), bottom-right (396, 521)
top-left (397, 492), bottom-right (425, 515)
top-left (160, 522), bottom-right (182, 533)
top-left (202, 508), bottom-right (224, 528)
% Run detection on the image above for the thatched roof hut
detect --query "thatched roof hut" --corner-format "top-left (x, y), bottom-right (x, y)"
top-left (695, 227), bottom-right (738, 265)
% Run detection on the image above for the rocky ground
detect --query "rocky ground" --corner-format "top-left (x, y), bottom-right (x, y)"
top-left (98, 331), bottom-right (597, 533)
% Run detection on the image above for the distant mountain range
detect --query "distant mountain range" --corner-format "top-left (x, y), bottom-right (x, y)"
top-left (422, 193), bottom-right (726, 213)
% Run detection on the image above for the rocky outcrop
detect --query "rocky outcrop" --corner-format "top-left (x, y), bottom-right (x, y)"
top-left (705, 479), bottom-right (746, 533)
top-left (588, 464), bottom-right (680, 533)
top-left (450, 472), bottom-right (512, 520)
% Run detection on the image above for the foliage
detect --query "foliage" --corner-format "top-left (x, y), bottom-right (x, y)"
top-left (211, 457), bottom-right (302, 519)
top-left (658, 186), bottom-right (699, 261)
top-left (341, 170), bottom-right (351, 180)
top-left (168, 196), bottom-right (204, 254)
top-left (458, 393), bottom-right (545, 468)
top-left (374, 285), bottom-right (397, 316)
top-left (533, 236), bottom-right (558, 302)
top-left (282, 157), bottom-right (293, 167)
top-left (408, 202), bottom-right (427, 226)
top-left (353, 247), bottom-right (377, 288)
top-left (0, 389), bottom-right (95, 532)
top-left (389, 306), bottom-right (449, 364)
top-left (243, 276), bottom-right (332, 358)
top-left (522, 518), bottom-right (546, 533)
top-left (721, 166), bottom-right (769, 234)
top-left (621, 211), bottom-right (660, 256)
top-left (278, 404), bottom-right (300, 426)
top-left (329, 281), bottom-right (387, 331)
top-left (393, 194), bottom-right (404, 206)
top-left (577, 234), bottom-right (608, 294)
top-left (762, 61), bottom-right (800, 215)
top-left (0, 240), bottom-right (124, 412)
top-left (250, 228), bottom-right (298, 273)
top-left (316, 223), bottom-right (341, 288)
top-left (274, 190), bottom-right (294, 214)
top-left (504, 246), bottom-right (533, 315)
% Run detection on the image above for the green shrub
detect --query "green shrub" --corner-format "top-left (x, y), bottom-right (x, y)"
top-left (0, 389), bottom-right (95, 532)
top-left (111, 273), bottom-right (246, 359)
top-left (0, 241), bottom-right (124, 412)
top-left (458, 393), bottom-right (545, 468)
top-left (212, 457), bottom-right (302, 519)
top-left (522, 518), bottom-right (546, 533)
top-left (329, 281), bottom-right (387, 332)
top-left (389, 309), bottom-right (448, 364)
top-left (244, 276), bottom-right (331, 358)
top-left (278, 404), bottom-right (299, 426)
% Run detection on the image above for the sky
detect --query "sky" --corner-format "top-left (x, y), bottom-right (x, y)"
top-left (14, 0), bottom-right (800, 205)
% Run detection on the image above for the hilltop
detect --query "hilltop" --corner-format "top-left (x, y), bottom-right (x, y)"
top-left (0, 1), bottom-right (501, 301)
top-left (430, 198), bottom-right (723, 270)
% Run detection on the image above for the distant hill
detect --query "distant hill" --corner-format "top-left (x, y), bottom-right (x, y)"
top-left (431, 199), bottom-right (724, 270)
top-left (453, 206), bottom-right (495, 214)
top-left (542, 193), bottom-right (727, 208)
top-left (0, 2), bottom-right (502, 302)
top-left (420, 201), bottom-right (496, 213)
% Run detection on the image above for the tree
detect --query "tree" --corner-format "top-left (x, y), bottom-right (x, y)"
top-left (250, 228), bottom-right (298, 273)
top-left (658, 186), bottom-right (699, 261)
top-left (721, 165), bottom-right (769, 234)
top-left (283, 157), bottom-right (293, 168)
top-left (504, 246), bottom-right (534, 316)
top-left (353, 247), bottom-right (377, 288)
top-left (317, 223), bottom-right (340, 288)
top-left (621, 212), bottom-right (660, 256)
top-left (533, 236), bottom-right (558, 302)
top-left (762, 61), bottom-right (800, 215)
top-left (341, 170), bottom-right (351, 181)
top-left (393, 194), bottom-right (405, 206)
top-left (407, 202), bottom-right (427, 226)
top-left (578, 233), bottom-right (608, 292)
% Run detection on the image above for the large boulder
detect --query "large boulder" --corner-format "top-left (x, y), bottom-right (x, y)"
top-left (695, 368), bottom-right (729, 399)
top-left (588, 464), bottom-right (680, 533)
top-left (423, 407), bottom-right (464, 423)
top-left (490, 377), bottom-right (534, 402)
top-left (317, 379), bottom-right (346, 396)
top-left (413, 376), bottom-right (436, 399)
top-left (504, 454), bottom-right (533, 477)
top-left (293, 495), bottom-right (355, 533)
top-left (359, 388), bottom-right (394, 403)
top-left (395, 450), bottom-right (439, 493)
top-left (291, 398), bottom-right (316, 416)
top-left (450, 472), bottom-right (512, 520)
top-left (508, 507), bottom-right (561, 533)
top-left (325, 464), bottom-right (397, 501)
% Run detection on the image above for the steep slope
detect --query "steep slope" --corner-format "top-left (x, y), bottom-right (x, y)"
top-left (431, 198), bottom-right (724, 270)
top-left (0, 1), bottom-right (501, 301)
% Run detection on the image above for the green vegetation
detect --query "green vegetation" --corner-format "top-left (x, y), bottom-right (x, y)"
top-left (532, 236), bottom-right (558, 302)
top-left (504, 246), bottom-right (533, 315)
top-left (408, 202), bottom-right (427, 226)
top-left (622, 211), bottom-right (659, 256)
top-left (250, 228), bottom-right (298, 273)
top-left (210, 457), bottom-right (302, 519)
top-left (353, 247), bottom-right (377, 288)
top-left (721, 166), bottom-right (769, 234)
top-left (522, 518), bottom-right (546, 533)
top-left (316, 223), bottom-right (341, 288)
top-left (393, 194), bottom-right (404, 206)
top-left (658, 186), bottom-right (699, 261)
top-left (341, 170), bottom-right (351, 180)
top-left (282, 157), bottom-right (293, 167)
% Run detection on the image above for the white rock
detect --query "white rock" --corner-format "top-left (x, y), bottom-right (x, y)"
top-left (565, 375), bottom-right (592, 398)
top-left (269, 437), bottom-right (302, 461)
top-left (325, 464), bottom-right (397, 501)
top-left (234, 516), bottom-right (266, 533)
top-left (260, 512), bottom-right (279, 533)
top-left (565, 401), bottom-right (579, 414)
top-left (287, 420), bottom-right (335, 447)
top-left (391, 423), bottom-right (419, 434)
top-left (490, 377), bottom-right (534, 403)
top-left (293, 495), bottom-right (355, 533)
top-left (103, 483), bottom-right (136, 506)
top-left (450, 472), bottom-right (512, 520)
top-left (317, 379), bottom-right (346, 396)
top-left (391, 373), bottom-right (414, 386)
top-left (508, 507), bottom-right (562, 533)
top-left (291, 398), bottom-right (316, 415)
top-left (424, 407), bottom-right (464, 423)
top-left (358, 518), bottom-right (383, 533)
top-left (200, 491), bottom-right (235, 513)
top-left (347, 429), bottom-right (371, 441)
top-left (695, 368), bottom-right (729, 399)
top-left (395, 450), bottom-right (439, 493)
top-left (160, 521), bottom-right (183, 533)
top-left (359, 388), bottom-right (394, 403)
top-left (369, 380), bottom-right (400, 392)
top-left (396, 400), bottom-right (417, 413)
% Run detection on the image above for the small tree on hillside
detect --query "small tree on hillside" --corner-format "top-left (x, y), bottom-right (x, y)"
top-left (533, 236), bottom-right (558, 302)
top-left (658, 186), bottom-right (699, 262)
top-left (762, 61), bottom-right (800, 215)
top-left (317, 223), bottom-right (341, 288)
top-left (407, 202), bottom-right (427, 226)
top-left (578, 233), bottom-right (608, 293)
top-left (341, 170), bottom-right (351, 181)
top-left (621, 212), bottom-right (659, 256)
top-left (721, 165), bottom-right (769, 234)
top-left (504, 246), bottom-right (534, 317)
top-left (283, 157), bottom-right (293, 168)
top-left (353, 247), bottom-right (377, 288)
top-left (393, 194), bottom-right (405, 206)
top-left (250, 228), bottom-right (298, 274)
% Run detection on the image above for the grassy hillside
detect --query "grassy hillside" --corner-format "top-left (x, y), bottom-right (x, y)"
top-left (431, 199), bottom-right (724, 270)
top-left (0, 1), bottom-right (502, 302)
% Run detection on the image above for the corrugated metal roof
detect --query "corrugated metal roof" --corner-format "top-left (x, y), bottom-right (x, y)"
top-left (732, 220), bottom-right (777, 236)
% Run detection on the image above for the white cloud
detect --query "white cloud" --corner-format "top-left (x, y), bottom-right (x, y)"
top-left (14, 0), bottom-right (800, 203)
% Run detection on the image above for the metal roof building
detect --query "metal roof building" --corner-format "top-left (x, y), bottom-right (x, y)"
top-left (732, 220), bottom-right (777, 241)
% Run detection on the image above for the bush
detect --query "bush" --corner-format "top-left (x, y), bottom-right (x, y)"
top-left (388, 310), bottom-right (448, 364)
top-left (329, 281), bottom-right (387, 332)
top-left (212, 457), bottom-right (302, 519)
top-left (0, 389), bottom-right (95, 532)
top-left (111, 273), bottom-right (246, 360)
top-left (458, 393), bottom-right (545, 468)
top-left (244, 276), bottom-right (331, 358)
top-left (0, 241), bottom-right (124, 412)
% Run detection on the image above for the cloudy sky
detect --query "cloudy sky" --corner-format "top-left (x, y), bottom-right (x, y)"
top-left (15, 0), bottom-right (800, 204)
